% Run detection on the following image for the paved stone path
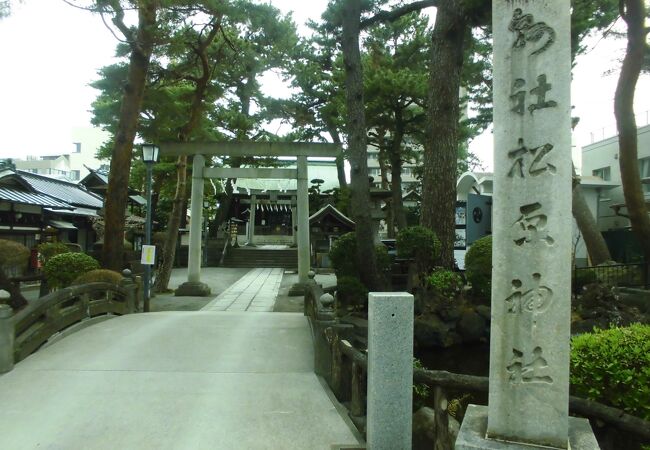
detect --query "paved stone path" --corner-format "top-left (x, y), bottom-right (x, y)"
top-left (0, 312), bottom-right (361, 449)
top-left (201, 267), bottom-right (283, 312)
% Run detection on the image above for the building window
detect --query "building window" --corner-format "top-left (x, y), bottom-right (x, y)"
top-left (592, 166), bottom-right (611, 181)
top-left (639, 157), bottom-right (650, 194)
top-left (73, 142), bottom-right (81, 153)
top-left (71, 170), bottom-right (81, 180)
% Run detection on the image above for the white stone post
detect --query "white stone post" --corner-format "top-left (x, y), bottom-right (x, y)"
top-left (367, 292), bottom-right (413, 450)
top-left (296, 156), bottom-right (310, 283)
top-left (0, 304), bottom-right (13, 373)
top-left (176, 154), bottom-right (211, 296)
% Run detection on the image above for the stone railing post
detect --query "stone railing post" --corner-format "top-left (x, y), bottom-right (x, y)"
top-left (0, 304), bottom-right (14, 373)
top-left (313, 293), bottom-right (336, 379)
top-left (367, 292), bottom-right (414, 450)
top-left (120, 269), bottom-right (137, 314)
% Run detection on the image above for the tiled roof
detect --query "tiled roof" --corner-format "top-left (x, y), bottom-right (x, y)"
top-left (0, 187), bottom-right (72, 209)
top-left (17, 171), bottom-right (103, 209)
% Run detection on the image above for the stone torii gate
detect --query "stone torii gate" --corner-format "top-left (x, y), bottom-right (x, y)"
top-left (159, 142), bottom-right (342, 297)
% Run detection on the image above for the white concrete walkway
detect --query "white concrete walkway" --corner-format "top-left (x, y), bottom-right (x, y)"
top-left (0, 312), bottom-right (361, 450)
top-left (201, 267), bottom-right (283, 312)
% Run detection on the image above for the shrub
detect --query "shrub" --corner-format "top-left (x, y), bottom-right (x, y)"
top-left (572, 267), bottom-right (597, 292)
top-left (37, 242), bottom-right (70, 264)
top-left (465, 235), bottom-right (492, 300)
top-left (329, 232), bottom-right (391, 279)
top-left (71, 269), bottom-right (122, 286)
top-left (0, 239), bottom-right (30, 276)
top-left (329, 232), bottom-right (358, 278)
top-left (570, 323), bottom-right (650, 419)
top-left (336, 276), bottom-right (369, 311)
top-left (427, 269), bottom-right (463, 300)
top-left (396, 226), bottom-right (440, 268)
top-left (44, 252), bottom-right (100, 289)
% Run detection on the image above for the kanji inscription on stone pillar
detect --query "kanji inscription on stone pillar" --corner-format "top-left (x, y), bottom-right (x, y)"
top-left (488, 1), bottom-right (572, 448)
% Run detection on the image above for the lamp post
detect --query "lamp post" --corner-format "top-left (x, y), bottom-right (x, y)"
top-left (141, 143), bottom-right (159, 312)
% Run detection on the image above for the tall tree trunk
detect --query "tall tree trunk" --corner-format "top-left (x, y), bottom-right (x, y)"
top-left (154, 18), bottom-right (221, 292)
top-left (421, 1), bottom-right (465, 269)
top-left (154, 155), bottom-right (187, 291)
top-left (389, 115), bottom-right (407, 233)
top-left (102, 0), bottom-right (157, 271)
top-left (341, 0), bottom-right (384, 291)
top-left (572, 166), bottom-right (612, 265)
top-left (615, 0), bottom-right (650, 260)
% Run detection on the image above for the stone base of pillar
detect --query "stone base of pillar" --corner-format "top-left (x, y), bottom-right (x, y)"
top-left (455, 405), bottom-right (600, 450)
top-left (174, 282), bottom-right (212, 297)
top-left (288, 282), bottom-right (308, 297)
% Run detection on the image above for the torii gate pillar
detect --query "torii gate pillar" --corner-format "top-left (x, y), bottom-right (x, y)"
top-left (175, 154), bottom-right (212, 297)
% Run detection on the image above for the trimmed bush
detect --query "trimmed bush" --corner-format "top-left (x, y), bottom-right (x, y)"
top-left (336, 276), bottom-right (369, 311)
top-left (427, 269), bottom-right (463, 300)
top-left (0, 239), bottom-right (30, 277)
top-left (44, 253), bottom-right (100, 289)
top-left (465, 235), bottom-right (492, 300)
top-left (570, 323), bottom-right (650, 419)
top-left (329, 232), bottom-right (391, 279)
top-left (329, 232), bottom-right (358, 278)
top-left (396, 226), bottom-right (440, 268)
top-left (71, 269), bottom-right (122, 286)
top-left (37, 242), bottom-right (70, 264)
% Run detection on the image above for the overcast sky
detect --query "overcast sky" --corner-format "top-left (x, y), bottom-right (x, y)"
top-left (0, 0), bottom-right (648, 171)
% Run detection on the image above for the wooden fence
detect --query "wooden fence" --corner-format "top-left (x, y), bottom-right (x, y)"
top-left (1, 270), bottom-right (141, 370)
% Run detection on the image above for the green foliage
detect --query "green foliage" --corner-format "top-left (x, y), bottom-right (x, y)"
top-left (413, 358), bottom-right (430, 409)
top-left (427, 269), bottom-right (463, 300)
top-left (572, 267), bottom-right (597, 292)
top-left (44, 253), bottom-right (100, 289)
top-left (37, 242), bottom-right (70, 264)
top-left (336, 276), bottom-right (369, 311)
top-left (329, 232), bottom-right (358, 278)
top-left (571, 324), bottom-right (650, 420)
top-left (330, 232), bottom-right (390, 280)
top-left (0, 239), bottom-right (29, 273)
top-left (71, 269), bottom-right (123, 286)
top-left (396, 226), bottom-right (441, 264)
top-left (465, 235), bottom-right (492, 300)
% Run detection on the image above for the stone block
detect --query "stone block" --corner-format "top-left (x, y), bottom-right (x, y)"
top-left (455, 405), bottom-right (600, 450)
top-left (367, 292), bottom-right (414, 450)
top-left (174, 281), bottom-right (212, 297)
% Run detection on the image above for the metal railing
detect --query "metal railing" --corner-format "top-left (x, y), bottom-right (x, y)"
top-left (573, 262), bottom-right (648, 295)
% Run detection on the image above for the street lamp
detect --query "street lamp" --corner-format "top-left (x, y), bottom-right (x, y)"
top-left (141, 143), bottom-right (159, 312)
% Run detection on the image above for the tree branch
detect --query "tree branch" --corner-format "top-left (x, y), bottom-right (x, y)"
top-left (360, 0), bottom-right (438, 29)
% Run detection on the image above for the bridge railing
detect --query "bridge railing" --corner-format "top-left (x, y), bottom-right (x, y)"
top-left (303, 277), bottom-right (650, 448)
top-left (1, 270), bottom-right (141, 373)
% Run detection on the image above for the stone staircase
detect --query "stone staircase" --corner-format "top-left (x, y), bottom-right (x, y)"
top-left (222, 247), bottom-right (298, 269)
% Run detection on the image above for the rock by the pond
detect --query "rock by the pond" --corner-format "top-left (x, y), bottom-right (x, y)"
top-left (475, 305), bottom-right (491, 321)
top-left (414, 315), bottom-right (459, 348)
top-left (448, 415), bottom-right (461, 446)
top-left (457, 310), bottom-right (487, 343)
top-left (412, 407), bottom-right (436, 450)
top-left (438, 302), bottom-right (462, 322)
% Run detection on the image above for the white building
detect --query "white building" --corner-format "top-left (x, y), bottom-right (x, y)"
top-left (13, 127), bottom-right (109, 182)
top-left (581, 123), bottom-right (650, 231)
